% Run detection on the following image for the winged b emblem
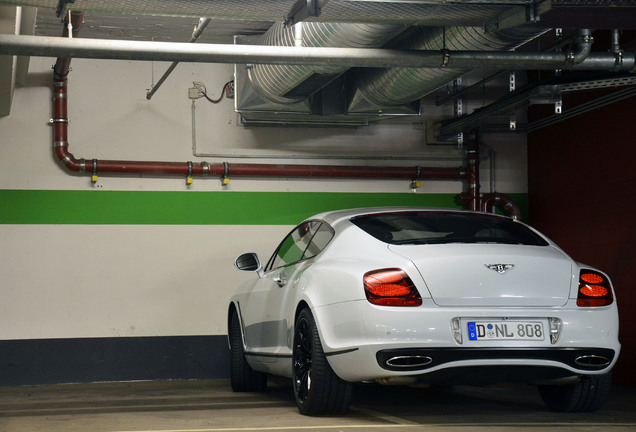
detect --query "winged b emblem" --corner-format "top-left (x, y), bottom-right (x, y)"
top-left (485, 264), bottom-right (514, 274)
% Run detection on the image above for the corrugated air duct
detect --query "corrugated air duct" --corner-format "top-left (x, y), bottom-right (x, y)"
top-left (348, 26), bottom-right (549, 113)
top-left (247, 21), bottom-right (407, 104)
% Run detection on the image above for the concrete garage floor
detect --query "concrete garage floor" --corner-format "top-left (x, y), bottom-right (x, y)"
top-left (1, 379), bottom-right (635, 432)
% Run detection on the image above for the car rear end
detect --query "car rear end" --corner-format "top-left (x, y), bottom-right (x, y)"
top-left (315, 210), bottom-right (620, 387)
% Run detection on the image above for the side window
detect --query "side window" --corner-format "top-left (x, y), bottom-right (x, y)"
top-left (267, 221), bottom-right (320, 271)
top-left (302, 222), bottom-right (334, 260)
top-left (266, 221), bottom-right (334, 271)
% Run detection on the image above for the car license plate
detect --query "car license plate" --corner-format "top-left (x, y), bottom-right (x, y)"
top-left (467, 321), bottom-right (544, 341)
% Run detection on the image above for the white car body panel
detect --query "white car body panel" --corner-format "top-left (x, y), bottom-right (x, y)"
top-left (389, 243), bottom-right (574, 307)
top-left (229, 207), bottom-right (620, 385)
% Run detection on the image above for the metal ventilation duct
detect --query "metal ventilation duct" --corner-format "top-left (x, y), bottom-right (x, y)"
top-left (236, 23), bottom-right (549, 121)
top-left (348, 26), bottom-right (549, 113)
top-left (248, 21), bottom-right (406, 105)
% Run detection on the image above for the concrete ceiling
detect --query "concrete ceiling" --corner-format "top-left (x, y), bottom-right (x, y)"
top-left (33, 8), bottom-right (274, 44)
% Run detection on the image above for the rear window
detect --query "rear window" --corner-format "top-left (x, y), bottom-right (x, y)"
top-left (350, 212), bottom-right (548, 246)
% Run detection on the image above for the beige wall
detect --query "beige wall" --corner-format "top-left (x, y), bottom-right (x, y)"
top-left (0, 56), bottom-right (529, 340)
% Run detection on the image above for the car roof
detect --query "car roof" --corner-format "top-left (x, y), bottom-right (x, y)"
top-left (309, 207), bottom-right (500, 226)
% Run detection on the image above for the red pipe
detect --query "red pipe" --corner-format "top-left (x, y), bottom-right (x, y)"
top-left (481, 192), bottom-right (522, 220)
top-left (51, 83), bottom-right (465, 181)
top-left (53, 11), bottom-right (85, 79)
top-left (219, 164), bottom-right (462, 179)
top-left (53, 75), bottom-right (463, 180)
top-left (459, 134), bottom-right (481, 211)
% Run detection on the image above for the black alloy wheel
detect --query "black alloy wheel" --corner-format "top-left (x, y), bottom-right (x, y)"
top-left (292, 307), bottom-right (353, 415)
top-left (293, 314), bottom-right (313, 404)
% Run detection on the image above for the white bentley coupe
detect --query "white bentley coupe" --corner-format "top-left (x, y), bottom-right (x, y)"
top-left (228, 208), bottom-right (619, 415)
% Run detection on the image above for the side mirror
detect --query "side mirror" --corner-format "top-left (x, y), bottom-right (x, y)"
top-left (234, 252), bottom-right (263, 275)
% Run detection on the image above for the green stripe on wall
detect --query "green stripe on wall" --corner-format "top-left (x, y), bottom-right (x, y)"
top-left (1, 190), bottom-right (465, 225)
top-left (0, 190), bottom-right (528, 225)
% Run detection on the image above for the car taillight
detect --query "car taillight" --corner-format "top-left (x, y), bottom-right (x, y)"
top-left (577, 269), bottom-right (613, 307)
top-left (363, 268), bottom-right (422, 307)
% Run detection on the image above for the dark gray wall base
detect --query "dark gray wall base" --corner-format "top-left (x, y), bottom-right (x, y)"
top-left (0, 336), bottom-right (230, 386)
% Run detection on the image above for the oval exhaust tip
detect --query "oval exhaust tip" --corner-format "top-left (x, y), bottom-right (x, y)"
top-left (575, 355), bottom-right (610, 368)
top-left (385, 355), bottom-right (433, 368)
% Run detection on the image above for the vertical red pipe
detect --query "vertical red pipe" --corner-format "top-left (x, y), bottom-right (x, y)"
top-left (53, 11), bottom-right (85, 79)
top-left (460, 133), bottom-right (481, 211)
top-left (53, 80), bottom-right (69, 164)
top-left (53, 11), bottom-right (83, 172)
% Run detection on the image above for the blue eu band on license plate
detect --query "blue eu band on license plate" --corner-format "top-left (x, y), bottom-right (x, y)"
top-left (468, 321), bottom-right (544, 341)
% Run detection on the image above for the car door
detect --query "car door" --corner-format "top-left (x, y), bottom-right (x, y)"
top-left (241, 220), bottom-right (327, 358)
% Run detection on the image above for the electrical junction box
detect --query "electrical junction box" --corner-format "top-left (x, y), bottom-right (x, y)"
top-left (188, 87), bottom-right (201, 99)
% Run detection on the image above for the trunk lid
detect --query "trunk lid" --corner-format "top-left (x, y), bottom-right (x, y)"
top-left (389, 244), bottom-right (573, 307)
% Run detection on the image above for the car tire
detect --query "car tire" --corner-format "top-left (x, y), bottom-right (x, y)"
top-left (292, 307), bottom-right (353, 415)
top-left (229, 311), bottom-right (267, 392)
top-left (538, 372), bottom-right (612, 412)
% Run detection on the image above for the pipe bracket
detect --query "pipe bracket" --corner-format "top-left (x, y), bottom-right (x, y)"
top-left (614, 51), bottom-right (624, 71)
top-left (186, 161), bottom-right (193, 185)
top-left (441, 49), bottom-right (451, 67)
top-left (50, 118), bottom-right (69, 124)
top-left (410, 166), bottom-right (422, 190)
top-left (53, 70), bottom-right (70, 81)
top-left (91, 159), bottom-right (98, 182)
top-left (222, 161), bottom-right (230, 186)
top-left (564, 51), bottom-right (576, 68)
top-left (59, 155), bottom-right (72, 166)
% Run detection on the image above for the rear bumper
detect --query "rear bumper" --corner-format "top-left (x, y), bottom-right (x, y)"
top-left (376, 347), bottom-right (617, 373)
top-left (314, 299), bottom-right (620, 382)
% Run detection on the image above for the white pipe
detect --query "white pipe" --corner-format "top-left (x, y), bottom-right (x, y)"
top-left (1, 34), bottom-right (634, 72)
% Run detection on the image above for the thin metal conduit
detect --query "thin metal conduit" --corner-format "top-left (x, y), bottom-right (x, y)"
top-left (190, 96), bottom-right (469, 162)
top-left (3, 34), bottom-right (635, 72)
top-left (146, 17), bottom-right (211, 100)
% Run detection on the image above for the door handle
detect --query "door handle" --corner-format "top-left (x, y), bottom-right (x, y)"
top-left (273, 272), bottom-right (288, 287)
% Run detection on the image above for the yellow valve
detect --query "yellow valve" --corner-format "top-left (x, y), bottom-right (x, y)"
top-left (222, 177), bottom-right (230, 186)
top-left (186, 177), bottom-right (193, 185)
top-left (91, 174), bottom-right (98, 183)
